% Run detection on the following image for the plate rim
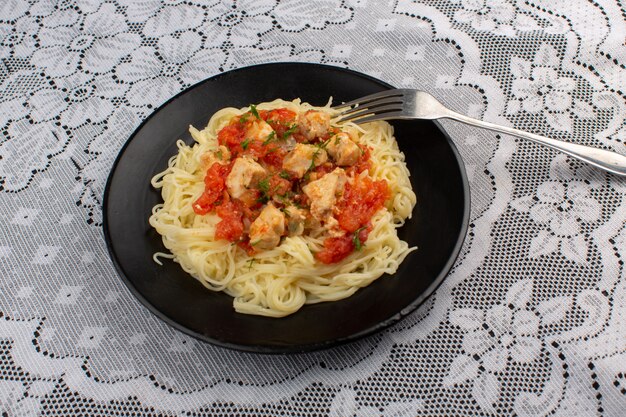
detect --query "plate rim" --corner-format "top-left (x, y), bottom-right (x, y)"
top-left (102, 62), bottom-right (471, 353)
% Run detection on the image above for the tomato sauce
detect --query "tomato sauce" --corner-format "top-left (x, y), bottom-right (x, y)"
top-left (336, 177), bottom-right (390, 233)
top-left (214, 199), bottom-right (244, 241)
top-left (261, 146), bottom-right (287, 170)
top-left (192, 162), bottom-right (231, 215)
top-left (315, 227), bottom-right (370, 264)
top-left (195, 107), bottom-right (391, 262)
top-left (263, 108), bottom-right (297, 137)
top-left (217, 122), bottom-right (246, 155)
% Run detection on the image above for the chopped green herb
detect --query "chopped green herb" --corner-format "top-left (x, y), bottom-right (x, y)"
top-left (276, 191), bottom-right (293, 202)
top-left (250, 240), bottom-right (261, 246)
top-left (262, 131), bottom-right (276, 146)
top-left (256, 177), bottom-right (271, 203)
top-left (247, 258), bottom-right (256, 270)
top-left (241, 138), bottom-right (250, 150)
top-left (250, 104), bottom-right (260, 120)
top-left (279, 170), bottom-right (291, 180)
top-left (216, 149), bottom-right (223, 160)
top-left (281, 124), bottom-right (299, 139)
top-left (239, 113), bottom-right (250, 124)
top-left (307, 140), bottom-right (329, 174)
top-left (318, 138), bottom-right (331, 149)
top-left (353, 226), bottom-right (367, 251)
top-left (258, 178), bottom-right (270, 193)
top-left (334, 135), bottom-right (341, 145)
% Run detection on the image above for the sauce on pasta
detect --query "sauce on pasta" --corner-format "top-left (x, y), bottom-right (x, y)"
top-left (191, 105), bottom-right (386, 264)
top-left (149, 99), bottom-right (417, 317)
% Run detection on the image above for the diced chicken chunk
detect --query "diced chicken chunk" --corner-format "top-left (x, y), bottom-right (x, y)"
top-left (326, 132), bottom-right (361, 166)
top-left (302, 168), bottom-right (347, 221)
top-left (201, 145), bottom-right (231, 166)
top-left (226, 157), bottom-right (266, 199)
top-left (246, 119), bottom-right (274, 142)
top-left (283, 206), bottom-right (306, 236)
top-left (249, 203), bottom-right (285, 250)
top-left (323, 216), bottom-right (345, 237)
top-left (298, 110), bottom-right (331, 141)
top-left (282, 143), bottom-right (328, 178)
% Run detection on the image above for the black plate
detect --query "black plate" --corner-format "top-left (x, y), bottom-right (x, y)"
top-left (103, 63), bottom-right (469, 353)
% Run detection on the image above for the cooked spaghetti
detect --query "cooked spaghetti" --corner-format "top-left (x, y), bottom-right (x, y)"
top-left (149, 99), bottom-right (417, 317)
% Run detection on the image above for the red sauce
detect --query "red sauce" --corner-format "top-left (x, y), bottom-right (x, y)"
top-left (217, 122), bottom-right (246, 154)
top-left (267, 174), bottom-right (292, 198)
top-left (263, 108), bottom-right (297, 137)
top-left (260, 146), bottom-right (287, 170)
top-left (237, 239), bottom-right (255, 255)
top-left (313, 162), bottom-right (335, 177)
top-left (215, 199), bottom-right (244, 241)
top-left (336, 176), bottom-right (390, 233)
top-left (315, 227), bottom-right (370, 264)
top-left (192, 162), bottom-right (231, 215)
top-left (195, 107), bottom-right (391, 263)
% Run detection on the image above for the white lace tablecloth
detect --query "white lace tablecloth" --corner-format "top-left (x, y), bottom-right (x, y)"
top-left (1, 0), bottom-right (625, 415)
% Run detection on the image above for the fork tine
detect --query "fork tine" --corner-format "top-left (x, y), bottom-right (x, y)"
top-left (333, 89), bottom-right (406, 109)
top-left (335, 96), bottom-right (404, 117)
top-left (342, 111), bottom-right (407, 125)
top-left (336, 104), bottom-right (403, 123)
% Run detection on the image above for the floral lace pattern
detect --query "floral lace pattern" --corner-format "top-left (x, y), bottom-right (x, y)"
top-left (0, 0), bottom-right (625, 415)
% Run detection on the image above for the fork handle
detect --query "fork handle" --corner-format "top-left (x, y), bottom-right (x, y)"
top-left (442, 110), bottom-right (626, 177)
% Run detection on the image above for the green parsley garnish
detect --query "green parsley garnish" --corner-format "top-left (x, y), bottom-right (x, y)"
top-left (241, 138), bottom-right (251, 150)
top-left (262, 131), bottom-right (276, 146)
top-left (306, 139), bottom-right (330, 173)
top-left (256, 177), bottom-right (271, 203)
top-left (281, 124), bottom-right (299, 139)
top-left (353, 226), bottom-right (367, 251)
top-left (247, 258), bottom-right (256, 270)
top-left (258, 178), bottom-right (270, 193)
top-left (279, 170), bottom-right (291, 180)
top-left (239, 113), bottom-right (250, 124)
top-left (250, 104), bottom-right (260, 120)
top-left (216, 149), bottom-right (223, 160)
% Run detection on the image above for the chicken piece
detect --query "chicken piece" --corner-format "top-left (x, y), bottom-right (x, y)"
top-left (201, 145), bottom-right (231, 167)
top-left (298, 110), bottom-right (331, 141)
top-left (283, 206), bottom-right (306, 236)
top-left (249, 203), bottom-right (285, 250)
top-left (326, 132), bottom-right (361, 166)
top-left (216, 145), bottom-right (231, 162)
top-left (282, 143), bottom-right (328, 178)
top-left (323, 216), bottom-right (345, 237)
top-left (246, 119), bottom-right (275, 142)
top-left (226, 157), bottom-right (266, 199)
top-left (302, 168), bottom-right (347, 221)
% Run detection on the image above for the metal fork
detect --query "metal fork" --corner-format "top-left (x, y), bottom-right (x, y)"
top-left (333, 89), bottom-right (626, 177)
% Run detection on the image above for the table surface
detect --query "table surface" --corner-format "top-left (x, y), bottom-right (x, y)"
top-left (1, 0), bottom-right (625, 416)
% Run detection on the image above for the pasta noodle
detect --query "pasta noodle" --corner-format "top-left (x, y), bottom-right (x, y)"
top-left (149, 99), bottom-right (417, 317)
